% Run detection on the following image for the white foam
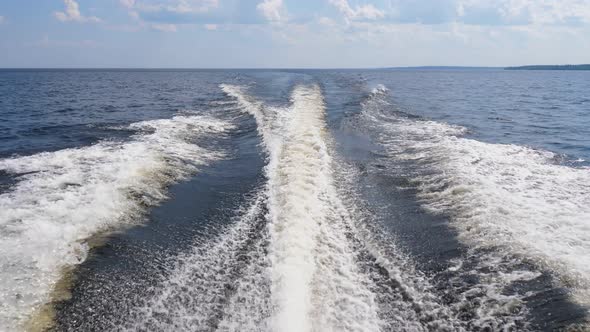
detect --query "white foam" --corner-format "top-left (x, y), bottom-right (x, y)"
top-left (119, 83), bottom-right (554, 331)
top-left (361, 88), bottom-right (590, 303)
top-left (124, 192), bottom-right (272, 331)
top-left (371, 84), bottom-right (389, 95)
top-left (332, 158), bottom-right (486, 331)
top-left (224, 84), bottom-right (381, 332)
top-left (0, 115), bottom-right (232, 331)
top-left (224, 83), bottom-right (519, 330)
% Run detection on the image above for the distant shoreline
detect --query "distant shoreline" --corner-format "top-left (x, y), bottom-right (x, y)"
top-left (382, 66), bottom-right (499, 70)
top-left (0, 65), bottom-right (589, 71)
top-left (505, 64), bottom-right (590, 71)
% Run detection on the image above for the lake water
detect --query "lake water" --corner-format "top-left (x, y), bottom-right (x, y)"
top-left (1, 69), bottom-right (589, 331)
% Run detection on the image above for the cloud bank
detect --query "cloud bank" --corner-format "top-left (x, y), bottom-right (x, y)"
top-left (54, 0), bottom-right (102, 23)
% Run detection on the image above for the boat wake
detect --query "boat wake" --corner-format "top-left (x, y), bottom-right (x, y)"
top-left (31, 82), bottom-right (590, 331)
top-left (0, 114), bottom-right (232, 331)
top-left (115, 83), bottom-right (555, 331)
top-left (357, 85), bottom-right (590, 319)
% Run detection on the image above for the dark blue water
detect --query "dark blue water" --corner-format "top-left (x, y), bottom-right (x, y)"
top-left (2, 69), bottom-right (588, 162)
top-left (0, 69), bottom-right (239, 157)
top-left (1, 69), bottom-right (589, 331)
top-left (363, 69), bottom-right (590, 165)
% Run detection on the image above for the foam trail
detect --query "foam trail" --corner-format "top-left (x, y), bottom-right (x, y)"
top-left (361, 85), bottom-right (590, 304)
top-left (127, 84), bottom-right (498, 331)
top-left (223, 84), bottom-right (381, 332)
top-left (0, 115), bottom-right (232, 331)
top-left (122, 86), bottom-right (285, 331)
top-left (266, 86), bottom-right (326, 332)
top-left (222, 83), bottom-right (540, 331)
top-left (123, 192), bottom-right (271, 331)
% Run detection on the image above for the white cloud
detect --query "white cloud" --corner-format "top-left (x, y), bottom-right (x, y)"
top-left (329, 0), bottom-right (385, 21)
top-left (271, 16), bottom-right (590, 67)
top-left (124, 0), bottom-right (219, 14)
top-left (120, 0), bottom-right (136, 9)
top-left (166, 0), bottom-right (219, 13)
top-left (324, 0), bottom-right (590, 27)
top-left (118, 0), bottom-right (225, 32)
top-left (151, 23), bottom-right (178, 32)
top-left (54, 0), bottom-right (101, 23)
top-left (520, 0), bottom-right (590, 24)
top-left (457, 0), bottom-right (590, 25)
top-left (0, 16), bottom-right (4, 24)
top-left (257, 0), bottom-right (284, 22)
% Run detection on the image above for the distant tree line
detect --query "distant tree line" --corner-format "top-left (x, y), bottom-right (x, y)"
top-left (505, 64), bottom-right (590, 70)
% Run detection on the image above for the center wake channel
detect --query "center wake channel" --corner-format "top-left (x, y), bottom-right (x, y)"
top-left (125, 84), bottom-right (385, 331)
top-left (123, 84), bottom-right (514, 332)
top-left (220, 84), bottom-right (380, 331)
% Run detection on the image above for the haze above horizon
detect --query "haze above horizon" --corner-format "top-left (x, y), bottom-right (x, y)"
top-left (1, 0), bottom-right (589, 68)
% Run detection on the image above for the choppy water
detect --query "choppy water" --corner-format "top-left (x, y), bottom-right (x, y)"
top-left (1, 69), bottom-right (589, 331)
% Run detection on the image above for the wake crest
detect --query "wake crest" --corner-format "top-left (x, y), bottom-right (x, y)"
top-left (0, 115), bottom-right (232, 331)
top-left (119, 84), bottom-right (548, 332)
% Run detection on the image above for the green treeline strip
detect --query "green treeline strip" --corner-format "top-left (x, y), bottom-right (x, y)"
top-left (505, 64), bottom-right (590, 70)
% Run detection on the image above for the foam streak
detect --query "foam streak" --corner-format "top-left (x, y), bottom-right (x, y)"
top-left (0, 115), bottom-right (231, 331)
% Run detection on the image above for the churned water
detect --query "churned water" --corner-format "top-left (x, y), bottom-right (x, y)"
top-left (0, 69), bottom-right (589, 331)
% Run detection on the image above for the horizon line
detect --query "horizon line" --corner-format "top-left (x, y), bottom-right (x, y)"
top-left (0, 66), bottom-right (505, 70)
top-left (1, 64), bottom-right (588, 70)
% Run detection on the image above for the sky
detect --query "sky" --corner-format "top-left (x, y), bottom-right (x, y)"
top-left (0, 0), bottom-right (589, 68)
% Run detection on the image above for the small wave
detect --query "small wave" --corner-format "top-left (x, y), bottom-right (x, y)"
top-left (222, 84), bottom-right (382, 331)
top-left (222, 83), bottom-right (528, 331)
top-left (360, 88), bottom-right (590, 306)
top-left (0, 115), bottom-right (232, 331)
top-left (108, 83), bottom-right (582, 331)
top-left (221, 84), bottom-right (512, 331)
top-left (123, 191), bottom-right (271, 331)
top-left (333, 146), bottom-right (533, 330)
top-left (371, 84), bottom-right (389, 95)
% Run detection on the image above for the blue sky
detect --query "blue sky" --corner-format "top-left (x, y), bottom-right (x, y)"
top-left (0, 0), bottom-right (589, 67)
